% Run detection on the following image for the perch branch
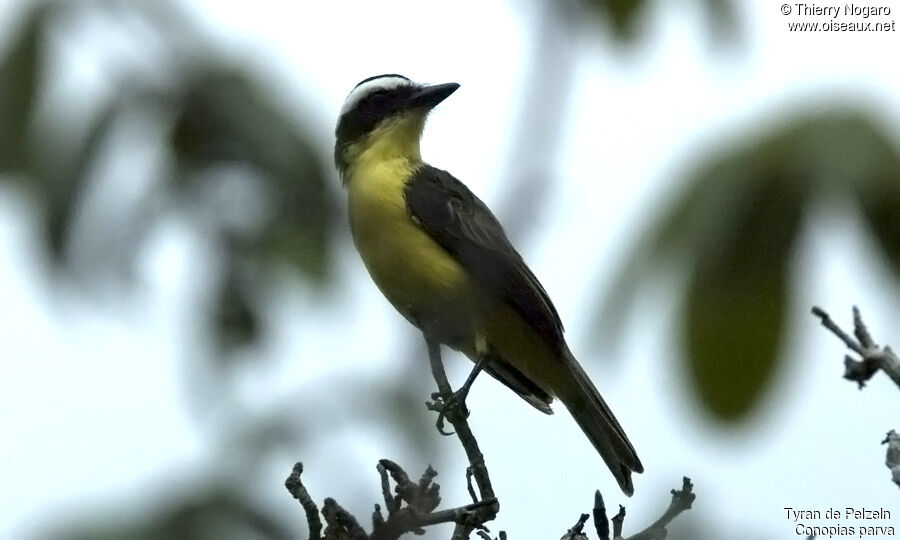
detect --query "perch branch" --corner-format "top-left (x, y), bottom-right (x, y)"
top-left (811, 306), bottom-right (900, 390)
top-left (285, 462), bottom-right (322, 540)
top-left (424, 334), bottom-right (500, 538)
top-left (627, 477), bottom-right (696, 540)
top-left (323, 497), bottom-right (368, 540)
top-left (612, 506), bottom-right (625, 539)
top-left (286, 335), bottom-right (504, 540)
top-left (569, 478), bottom-right (695, 540)
top-left (283, 332), bottom-right (513, 539)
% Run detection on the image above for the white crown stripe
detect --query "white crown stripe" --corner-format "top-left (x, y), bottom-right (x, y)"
top-left (339, 76), bottom-right (414, 117)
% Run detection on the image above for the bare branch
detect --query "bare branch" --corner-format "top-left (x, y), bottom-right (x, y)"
top-left (612, 506), bottom-right (626, 539)
top-left (853, 305), bottom-right (875, 349)
top-left (287, 334), bottom-right (503, 540)
top-left (567, 478), bottom-right (695, 540)
top-left (424, 334), bottom-right (500, 537)
top-left (811, 306), bottom-right (865, 356)
top-left (593, 490), bottom-right (610, 540)
top-left (627, 477), bottom-right (696, 540)
top-left (476, 530), bottom-right (507, 540)
top-left (882, 430), bottom-right (900, 490)
top-left (285, 462), bottom-right (323, 540)
top-left (811, 306), bottom-right (900, 389)
top-left (323, 497), bottom-right (368, 540)
top-left (377, 462), bottom-right (400, 515)
top-left (559, 513), bottom-right (590, 540)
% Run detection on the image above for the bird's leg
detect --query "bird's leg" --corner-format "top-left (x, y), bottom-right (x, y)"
top-left (424, 332), bottom-right (486, 436)
top-left (430, 359), bottom-right (487, 435)
top-left (425, 334), bottom-right (492, 435)
top-left (451, 335), bottom-right (491, 405)
top-left (456, 358), bottom-right (485, 402)
top-left (424, 332), bottom-right (458, 435)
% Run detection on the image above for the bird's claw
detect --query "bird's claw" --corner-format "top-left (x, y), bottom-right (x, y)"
top-left (427, 389), bottom-right (470, 435)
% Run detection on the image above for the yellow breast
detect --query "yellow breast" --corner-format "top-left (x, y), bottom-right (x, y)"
top-left (346, 154), bottom-right (478, 343)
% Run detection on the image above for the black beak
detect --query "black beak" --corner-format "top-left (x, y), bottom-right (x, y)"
top-left (408, 82), bottom-right (460, 109)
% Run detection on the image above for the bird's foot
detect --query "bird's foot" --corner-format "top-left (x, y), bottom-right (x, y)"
top-left (427, 387), bottom-right (471, 436)
top-left (425, 356), bottom-right (485, 435)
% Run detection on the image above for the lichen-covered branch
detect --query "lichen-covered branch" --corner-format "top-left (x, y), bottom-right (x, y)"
top-left (593, 491), bottom-right (610, 540)
top-left (424, 335), bottom-right (500, 538)
top-left (284, 336), bottom-right (502, 540)
top-left (285, 458), bottom-right (502, 540)
top-left (811, 306), bottom-right (900, 390)
top-left (323, 497), bottom-right (368, 540)
top-left (627, 477), bottom-right (696, 540)
top-left (285, 463), bottom-right (323, 540)
top-left (559, 513), bottom-right (590, 540)
top-left (882, 430), bottom-right (900, 490)
top-left (565, 478), bottom-right (695, 540)
top-left (813, 305), bottom-right (900, 493)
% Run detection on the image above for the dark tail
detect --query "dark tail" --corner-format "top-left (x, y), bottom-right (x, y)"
top-left (557, 351), bottom-right (643, 496)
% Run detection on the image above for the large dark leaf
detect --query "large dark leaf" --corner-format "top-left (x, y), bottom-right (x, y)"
top-left (214, 253), bottom-right (260, 349)
top-left (171, 68), bottom-right (337, 350)
top-left (171, 68), bottom-right (336, 282)
top-left (859, 181), bottom-right (900, 276)
top-left (37, 103), bottom-right (120, 267)
top-left (0, 6), bottom-right (42, 172)
top-left (584, 0), bottom-right (651, 41)
top-left (684, 173), bottom-right (805, 420)
top-left (583, 0), bottom-right (740, 46)
top-left (855, 135), bottom-right (900, 276)
top-left (595, 107), bottom-right (899, 422)
top-left (41, 487), bottom-right (295, 540)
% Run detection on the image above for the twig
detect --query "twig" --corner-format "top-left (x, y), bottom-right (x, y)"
top-left (323, 498), bottom-right (368, 540)
top-left (285, 462), bottom-right (323, 540)
top-left (626, 477), bottom-right (696, 540)
top-left (559, 513), bottom-right (590, 540)
top-left (811, 306), bottom-right (900, 390)
top-left (424, 334), bottom-right (500, 537)
top-left (594, 490), bottom-right (610, 540)
top-left (612, 506), bottom-right (625, 539)
top-left (286, 335), bottom-right (504, 539)
top-left (882, 430), bottom-right (900, 489)
top-left (377, 462), bottom-right (400, 515)
top-left (476, 531), bottom-right (507, 540)
top-left (577, 478), bottom-right (695, 540)
top-left (465, 467), bottom-right (479, 503)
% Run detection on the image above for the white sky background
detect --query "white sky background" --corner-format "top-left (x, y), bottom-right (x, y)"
top-left (1, 0), bottom-right (900, 538)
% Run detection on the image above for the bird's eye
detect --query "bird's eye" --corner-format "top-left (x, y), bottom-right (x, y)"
top-left (449, 196), bottom-right (464, 211)
top-left (366, 91), bottom-right (389, 105)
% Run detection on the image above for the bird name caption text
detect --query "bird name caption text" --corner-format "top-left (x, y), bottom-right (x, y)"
top-left (784, 507), bottom-right (894, 537)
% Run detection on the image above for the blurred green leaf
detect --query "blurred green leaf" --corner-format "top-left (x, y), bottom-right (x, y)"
top-left (596, 106), bottom-right (899, 422)
top-left (859, 180), bottom-right (900, 276)
top-left (0, 5), bottom-right (42, 172)
top-left (583, 0), bottom-right (740, 47)
top-left (39, 103), bottom-right (120, 266)
top-left (701, 0), bottom-right (741, 47)
top-left (215, 256), bottom-right (259, 349)
top-left (684, 173), bottom-right (804, 420)
top-left (171, 68), bottom-right (336, 282)
top-left (43, 486), bottom-right (294, 540)
top-left (585, 0), bottom-right (650, 41)
top-left (171, 67), bottom-right (337, 350)
top-left (855, 156), bottom-right (900, 277)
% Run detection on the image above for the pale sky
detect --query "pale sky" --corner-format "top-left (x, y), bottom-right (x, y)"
top-left (1, 1), bottom-right (899, 538)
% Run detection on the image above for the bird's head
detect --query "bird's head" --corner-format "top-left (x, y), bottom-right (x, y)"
top-left (334, 74), bottom-right (459, 178)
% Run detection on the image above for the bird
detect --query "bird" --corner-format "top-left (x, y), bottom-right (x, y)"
top-left (334, 74), bottom-right (643, 495)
